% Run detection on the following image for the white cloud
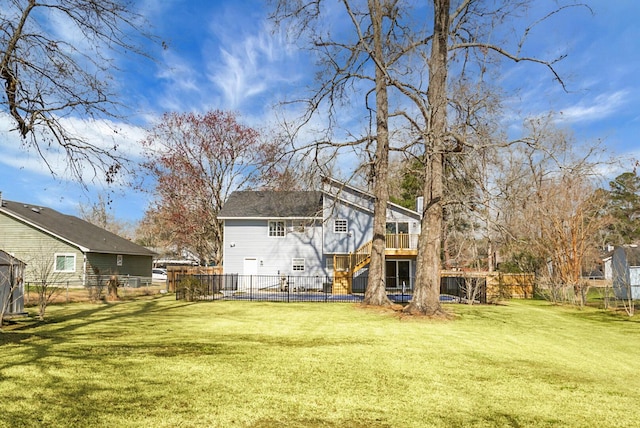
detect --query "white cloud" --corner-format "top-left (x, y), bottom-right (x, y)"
top-left (154, 50), bottom-right (206, 112)
top-left (0, 112), bottom-right (146, 186)
top-left (557, 90), bottom-right (629, 124)
top-left (205, 19), bottom-right (302, 110)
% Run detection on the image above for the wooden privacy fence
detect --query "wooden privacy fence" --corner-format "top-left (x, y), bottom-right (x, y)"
top-left (441, 271), bottom-right (535, 302)
top-left (167, 266), bottom-right (222, 292)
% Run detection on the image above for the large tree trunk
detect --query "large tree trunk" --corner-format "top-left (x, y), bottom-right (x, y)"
top-left (363, 0), bottom-right (393, 307)
top-left (404, 0), bottom-right (449, 316)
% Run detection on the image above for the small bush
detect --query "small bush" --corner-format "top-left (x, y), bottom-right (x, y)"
top-left (177, 276), bottom-right (206, 302)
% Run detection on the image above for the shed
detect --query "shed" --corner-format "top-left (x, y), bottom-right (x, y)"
top-left (0, 250), bottom-right (25, 316)
top-left (611, 246), bottom-right (640, 300)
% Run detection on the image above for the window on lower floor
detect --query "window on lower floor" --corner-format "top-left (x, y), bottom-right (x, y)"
top-left (385, 260), bottom-right (411, 289)
top-left (325, 256), bottom-right (334, 271)
top-left (292, 258), bottom-right (305, 271)
top-left (54, 253), bottom-right (76, 272)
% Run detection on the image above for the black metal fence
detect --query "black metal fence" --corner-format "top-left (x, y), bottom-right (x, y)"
top-left (174, 273), bottom-right (489, 304)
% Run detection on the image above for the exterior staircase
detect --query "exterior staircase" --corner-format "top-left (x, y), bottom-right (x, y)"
top-left (331, 234), bottom-right (418, 294)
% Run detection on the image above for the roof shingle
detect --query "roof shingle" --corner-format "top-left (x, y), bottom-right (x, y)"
top-left (0, 200), bottom-right (155, 256)
top-left (218, 191), bottom-right (323, 218)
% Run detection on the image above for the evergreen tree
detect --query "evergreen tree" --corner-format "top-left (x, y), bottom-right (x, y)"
top-left (607, 172), bottom-right (640, 244)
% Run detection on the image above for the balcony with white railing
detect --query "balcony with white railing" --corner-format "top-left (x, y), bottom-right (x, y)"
top-left (334, 233), bottom-right (419, 273)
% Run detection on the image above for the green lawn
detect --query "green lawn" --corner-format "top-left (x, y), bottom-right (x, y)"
top-left (1, 296), bottom-right (639, 427)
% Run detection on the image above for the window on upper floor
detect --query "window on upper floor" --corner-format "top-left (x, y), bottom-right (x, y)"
top-left (386, 221), bottom-right (409, 234)
top-left (269, 220), bottom-right (286, 237)
top-left (334, 219), bottom-right (348, 233)
top-left (54, 253), bottom-right (76, 273)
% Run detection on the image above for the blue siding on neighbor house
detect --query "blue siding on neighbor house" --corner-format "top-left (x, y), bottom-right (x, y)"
top-left (223, 219), bottom-right (327, 276)
top-left (612, 246), bottom-right (640, 300)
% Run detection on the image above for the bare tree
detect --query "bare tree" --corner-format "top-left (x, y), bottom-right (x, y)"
top-left (532, 176), bottom-right (608, 306)
top-left (403, 0), bottom-right (588, 316)
top-left (26, 247), bottom-right (65, 320)
top-left (139, 110), bottom-right (279, 266)
top-left (496, 119), bottom-right (611, 307)
top-left (461, 276), bottom-right (483, 305)
top-left (78, 194), bottom-right (134, 239)
top-left (271, 0), bottom-right (428, 307)
top-left (273, 1), bottom-right (587, 314)
top-left (0, 0), bottom-right (154, 183)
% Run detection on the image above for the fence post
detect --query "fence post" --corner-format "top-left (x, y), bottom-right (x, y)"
top-left (325, 275), bottom-right (328, 303)
top-left (287, 276), bottom-right (290, 303)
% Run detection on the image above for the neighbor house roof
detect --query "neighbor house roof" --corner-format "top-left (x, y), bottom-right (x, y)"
top-left (218, 191), bottom-right (323, 219)
top-left (618, 246), bottom-right (640, 267)
top-left (0, 199), bottom-right (155, 256)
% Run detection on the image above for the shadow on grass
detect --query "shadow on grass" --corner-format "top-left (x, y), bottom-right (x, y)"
top-left (0, 296), bottom-right (206, 368)
top-left (0, 296), bottom-right (213, 426)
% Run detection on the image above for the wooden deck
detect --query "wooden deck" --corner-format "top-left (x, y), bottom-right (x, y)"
top-left (333, 234), bottom-right (418, 273)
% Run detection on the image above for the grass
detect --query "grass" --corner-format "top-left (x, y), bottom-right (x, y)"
top-left (1, 296), bottom-right (639, 427)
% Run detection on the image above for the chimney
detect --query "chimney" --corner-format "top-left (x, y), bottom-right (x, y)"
top-left (416, 196), bottom-right (424, 216)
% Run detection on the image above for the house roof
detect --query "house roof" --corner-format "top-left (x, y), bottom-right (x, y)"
top-left (218, 191), bottom-right (323, 219)
top-left (0, 199), bottom-right (155, 256)
top-left (0, 250), bottom-right (25, 266)
top-left (322, 176), bottom-right (421, 219)
top-left (617, 246), bottom-right (640, 266)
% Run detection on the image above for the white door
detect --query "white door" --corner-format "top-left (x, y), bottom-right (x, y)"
top-left (242, 258), bottom-right (258, 291)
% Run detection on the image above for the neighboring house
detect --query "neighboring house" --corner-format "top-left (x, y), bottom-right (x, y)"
top-left (611, 246), bottom-right (640, 300)
top-left (218, 177), bottom-right (421, 293)
top-left (603, 254), bottom-right (613, 281)
top-left (0, 196), bottom-right (155, 287)
top-left (0, 250), bottom-right (25, 316)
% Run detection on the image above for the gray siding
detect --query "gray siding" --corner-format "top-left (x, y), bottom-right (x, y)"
top-left (221, 180), bottom-right (421, 281)
top-left (0, 213), bottom-right (153, 287)
top-left (86, 253), bottom-right (153, 278)
top-left (323, 195), bottom-right (373, 254)
top-left (0, 213), bottom-right (85, 285)
top-left (322, 191), bottom-right (421, 254)
top-left (223, 219), bottom-right (327, 276)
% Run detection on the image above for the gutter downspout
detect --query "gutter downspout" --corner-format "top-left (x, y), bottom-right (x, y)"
top-left (82, 254), bottom-right (87, 287)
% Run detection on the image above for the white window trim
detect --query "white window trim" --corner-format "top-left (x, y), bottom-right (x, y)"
top-left (54, 253), bottom-right (76, 273)
top-left (268, 220), bottom-right (286, 237)
top-left (292, 258), bottom-right (305, 271)
top-left (325, 256), bottom-right (334, 271)
top-left (334, 218), bottom-right (348, 233)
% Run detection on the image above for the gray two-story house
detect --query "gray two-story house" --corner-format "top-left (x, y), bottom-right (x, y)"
top-left (219, 177), bottom-right (421, 293)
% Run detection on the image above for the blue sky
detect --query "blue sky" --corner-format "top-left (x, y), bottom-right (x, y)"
top-left (0, 0), bottom-right (638, 224)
